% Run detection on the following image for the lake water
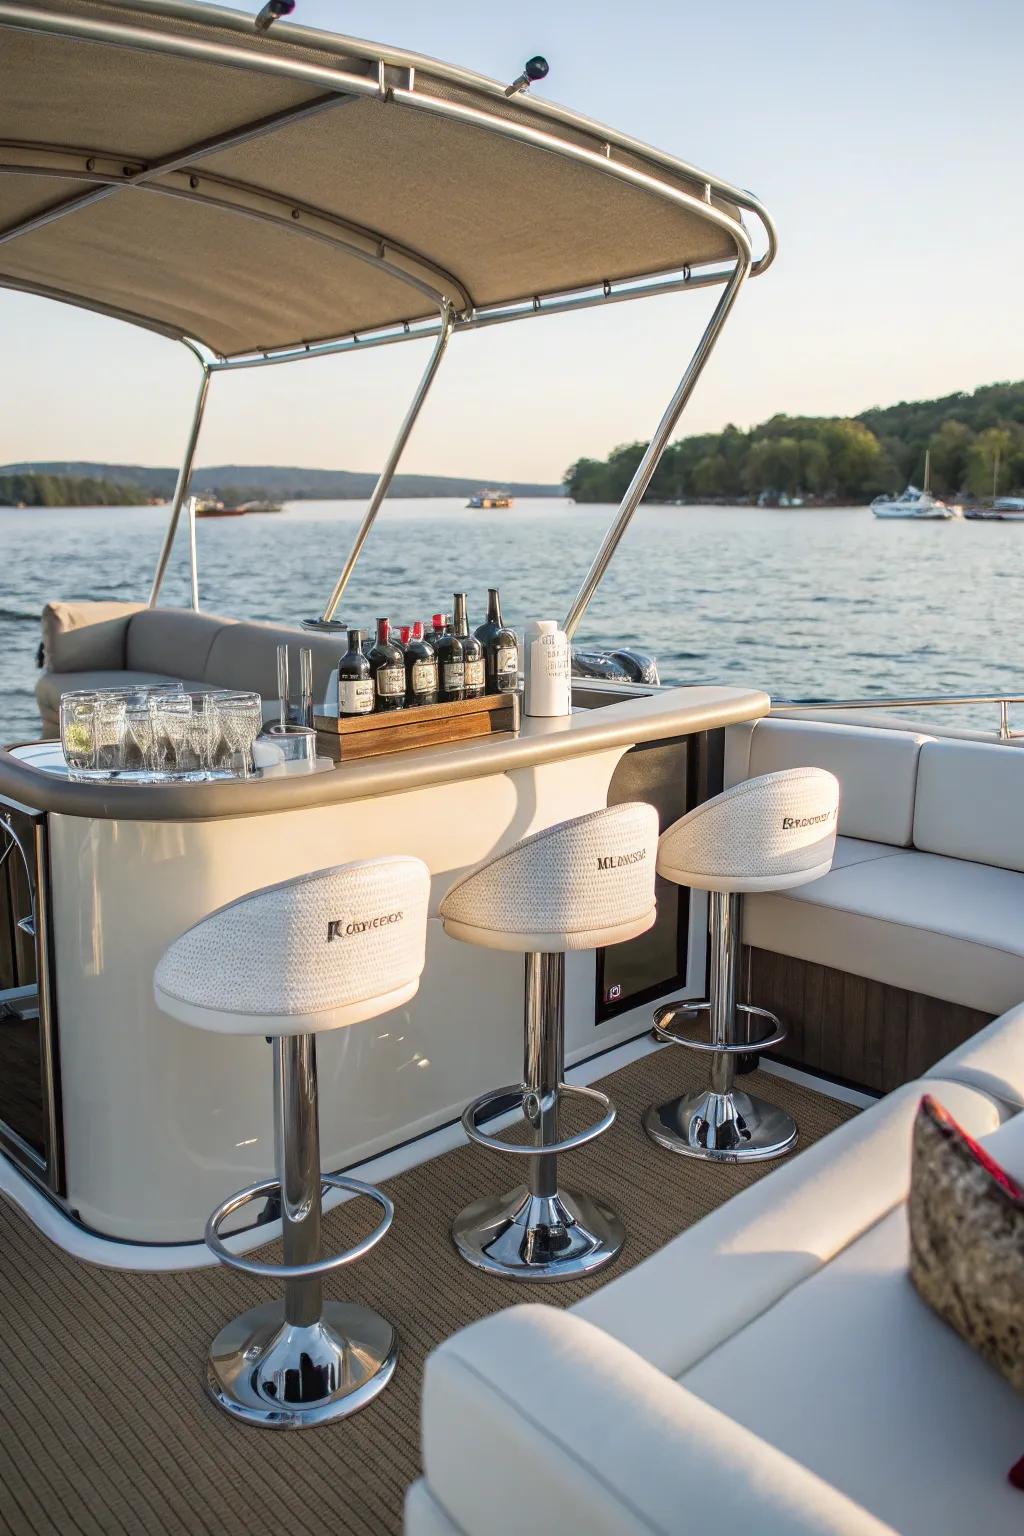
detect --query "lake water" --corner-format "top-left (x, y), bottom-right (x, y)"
top-left (1, 497), bottom-right (1019, 744)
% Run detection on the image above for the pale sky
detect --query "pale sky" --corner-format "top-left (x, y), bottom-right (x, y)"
top-left (1, 0), bottom-right (1021, 483)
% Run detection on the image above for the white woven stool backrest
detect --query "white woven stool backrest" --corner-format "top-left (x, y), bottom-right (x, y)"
top-left (155, 855), bottom-right (430, 1035)
top-left (440, 801), bottom-right (659, 953)
top-left (658, 767), bottom-right (839, 894)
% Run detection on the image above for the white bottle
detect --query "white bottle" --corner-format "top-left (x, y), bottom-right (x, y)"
top-left (524, 620), bottom-right (571, 717)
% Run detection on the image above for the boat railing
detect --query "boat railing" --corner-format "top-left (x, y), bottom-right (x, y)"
top-left (772, 694), bottom-right (1023, 741)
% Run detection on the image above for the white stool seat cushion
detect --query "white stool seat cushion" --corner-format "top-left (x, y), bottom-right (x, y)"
top-left (440, 803), bottom-right (659, 953)
top-left (658, 768), bottom-right (839, 893)
top-left (154, 855), bottom-right (430, 1035)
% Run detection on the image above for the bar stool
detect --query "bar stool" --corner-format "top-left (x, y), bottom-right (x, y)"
top-left (440, 802), bottom-right (659, 1281)
top-left (644, 766), bottom-right (839, 1163)
top-left (154, 855), bottom-right (430, 1428)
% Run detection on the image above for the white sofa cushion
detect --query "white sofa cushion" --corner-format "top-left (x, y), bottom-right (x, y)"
top-left (681, 1194), bottom-right (1024, 1536)
top-left (923, 1002), bottom-right (1024, 1112)
top-left (125, 607), bottom-right (229, 682)
top-left (41, 599), bottom-right (143, 672)
top-left (745, 717), bottom-right (929, 847)
top-left (745, 842), bottom-right (1024, 1016)
top-left (575, 1077), bottom-right (999, 1378)
top-left (914, 738), bottom-right (1024, 873)
top-left (415, 1306), bottom-right (895, 1536)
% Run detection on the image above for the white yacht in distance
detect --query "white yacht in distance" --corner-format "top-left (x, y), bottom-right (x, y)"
top-left (871, 449), bottom-right (958, 519)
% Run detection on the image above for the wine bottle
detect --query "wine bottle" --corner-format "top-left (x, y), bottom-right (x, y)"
top-left (337, 629), bottom-right (374, 717)
top-left (454, 593), bottom-right (485, 699)
top-left (368, 617), bottom-right (406, 712)
top-left (434, 614), bottom-right (465, 703)
top-left (474, 586), bottom-right (519, 694)
top-left (403, 621), bottom-right (439, 707)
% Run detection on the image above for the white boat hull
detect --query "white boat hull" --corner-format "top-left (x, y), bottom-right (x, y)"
top-left (871, 505), bottom-right (957, 520)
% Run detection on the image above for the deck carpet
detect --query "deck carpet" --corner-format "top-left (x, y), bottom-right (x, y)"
top-left (0, 1049), bottom-right (855, 1536)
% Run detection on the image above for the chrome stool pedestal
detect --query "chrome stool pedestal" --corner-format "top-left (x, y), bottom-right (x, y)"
top-left (204, 1034), bottom-right (397, 1428)
top-left (453, 952), bottom-right (623, 1282)
top-left (644, 891), bottom-right (796, 1162)
top-left (154, 855), bottom-right (430, 1428)
top-left (644, 766), bottom-right (840, 1166)
top-left (438, 802), bottom-right (660, 1283)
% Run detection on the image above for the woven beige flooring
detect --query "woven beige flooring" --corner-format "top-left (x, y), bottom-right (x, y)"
top-left (0, 1050), bottom-right (855, 1536)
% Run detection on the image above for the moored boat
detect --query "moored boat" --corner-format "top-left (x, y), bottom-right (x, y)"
top-left (871, 449), bottom-right (958, 519)
top-left (467, 490), bottom-right (513, 508)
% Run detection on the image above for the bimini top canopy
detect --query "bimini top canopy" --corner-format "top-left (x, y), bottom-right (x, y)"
top-left (0, 0), bottom-right (774, 362)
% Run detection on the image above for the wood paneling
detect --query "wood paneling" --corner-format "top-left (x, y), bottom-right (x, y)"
top-left (746, 946), bottom-right (993, 1094)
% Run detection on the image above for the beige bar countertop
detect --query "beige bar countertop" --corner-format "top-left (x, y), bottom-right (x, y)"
top-left (0, 684), bottom-right (770, 821)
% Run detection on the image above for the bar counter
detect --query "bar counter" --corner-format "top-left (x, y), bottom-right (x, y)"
top-left (0, 684), bottom-right (769, 1246)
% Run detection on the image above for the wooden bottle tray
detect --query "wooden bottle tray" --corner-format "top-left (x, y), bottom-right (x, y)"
top-left (314, 690), bottom-right (521, 763)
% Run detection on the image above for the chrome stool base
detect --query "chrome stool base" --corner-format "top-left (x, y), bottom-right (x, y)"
top-left (452, 1184), bottom-right (624, 1282)
top-left (643, 1088), bottom-right (797, 1163)
top-left (207, 1298), bottom-right (398, 1429)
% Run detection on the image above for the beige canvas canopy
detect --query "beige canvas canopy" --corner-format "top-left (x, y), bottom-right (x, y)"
top-left (0, 0), bottom-right (772, 361)
top-left (0, 0), bottom-right (776, 637)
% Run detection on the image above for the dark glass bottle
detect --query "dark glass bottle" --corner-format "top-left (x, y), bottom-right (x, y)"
top-left (403, 621), bottom-right (438, 707)
top-left (474, 586), bottom-right (519, 694)
top-left (454, 593), bottom-right (485, 699)
top-left (434, 614), bottom-right (465, 703)
top-left (337, 629), bottom-right (374, 717)
top-left (368, 617), bottom-right (406, 711)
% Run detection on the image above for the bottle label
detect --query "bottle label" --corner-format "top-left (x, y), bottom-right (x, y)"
top-left (339, 678), bottom-right (374, 715)
top-left (376, 665), bottom-right (405, 698)
top-left (496, 645), bottom-right (518, 677)
top-left (465, 658), bottom-right (485, 690)
top-left (410, 659), bottom-right (437, 694)
top-left (443, 661), bottom-right (465, 690)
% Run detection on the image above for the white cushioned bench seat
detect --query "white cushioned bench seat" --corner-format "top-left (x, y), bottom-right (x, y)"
top-left (733, 718), bottom-right (1024, 1016)
top-left (35, 601), bottom-right (350, 733)
top-left (745, 844), bottom-right (1024, 1016)
top-left (408, 1011), bottom-right (1024, 1536)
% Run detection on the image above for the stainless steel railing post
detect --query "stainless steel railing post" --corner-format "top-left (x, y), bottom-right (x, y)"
top-left (149, 364), bottom-right (210, 607)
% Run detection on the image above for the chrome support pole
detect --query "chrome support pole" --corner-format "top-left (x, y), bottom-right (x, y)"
top-left (149, 363), bottom-right (210, 607)
top-left (999, 699), bottom-right (1011, 740)
top-left (316, 302), bottom-right (454, 625)
top-left (524, 952), bottom-right (563, 1202)
top-left (272, 1034), bottom-right (323, 1329)
top-left (562, 257), bottom-right (751, 640)
top-left (708, 892), bottom-right (739, 1096)
top-left (186, 495), bottom-right (199, 610)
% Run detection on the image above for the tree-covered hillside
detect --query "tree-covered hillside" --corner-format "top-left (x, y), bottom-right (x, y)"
top-left (566, 380), bottom-right (1024, 504)
top-left (0, 472), bottom-right (149, 507)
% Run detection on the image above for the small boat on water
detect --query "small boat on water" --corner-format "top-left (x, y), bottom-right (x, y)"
top-left (871, 451), bottom-right (957, 520)
top-left (965, 497), bottom-right (1024, 522)
top-left (193, 496), bottom-right (246, 518)
top-left (467, 490), bottom-right (513, 508)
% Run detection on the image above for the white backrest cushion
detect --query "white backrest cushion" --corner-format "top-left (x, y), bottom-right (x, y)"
top-left (126, 607), bottom-right (230, 681)
top-left (440, 802), bottom-right (659, 949)
top-left (913, 739), bottom-right (1024, 872)
top-left (203, 618), bottom-right (344, 700)
top-left (747, 718), bottom-right (929, 846)
top-left (42, 599), bottom-right (143, 672)
top-left (155, 856), bottom-right (429, 1027)
top-left (658, 768), bottom-right (839, 894)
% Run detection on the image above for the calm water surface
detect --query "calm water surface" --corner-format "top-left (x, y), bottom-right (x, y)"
top-left (0, 498), bottom-right (1019, 743)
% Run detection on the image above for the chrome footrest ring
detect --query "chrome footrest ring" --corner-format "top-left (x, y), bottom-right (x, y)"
top-left (461, 1081), bottom-right (615, 1158)
top-left (205, 1173), bottom-right (394, 1280)
top-left (653, 1001), bottom-right (786, 1054)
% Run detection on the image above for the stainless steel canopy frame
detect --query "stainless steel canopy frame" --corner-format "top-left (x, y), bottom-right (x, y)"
top-left (0, 0), bottom-right (777, 631)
